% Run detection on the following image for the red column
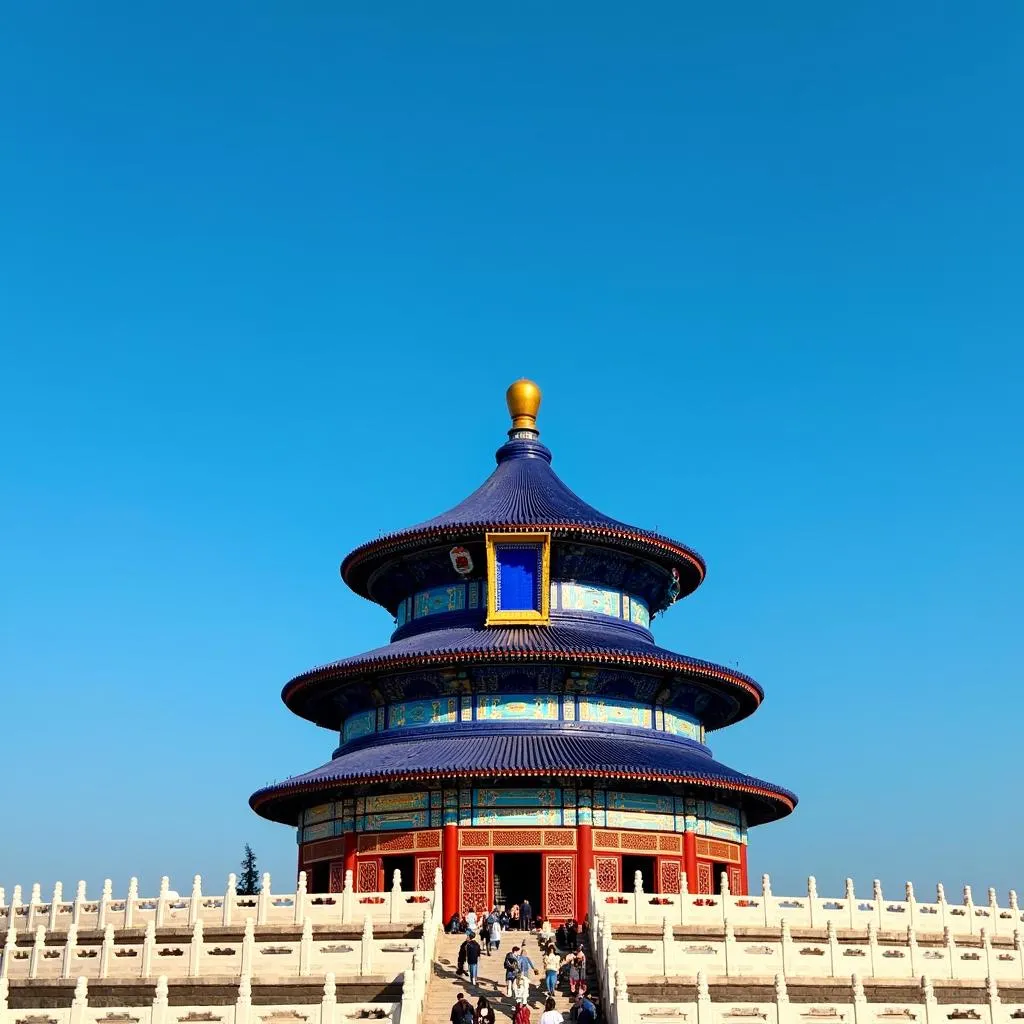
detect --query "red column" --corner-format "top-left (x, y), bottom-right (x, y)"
top-left (577, 824), bottom-right (593, 921)
top-left (683, 832), bottom-right (698, 892)
top-left (343, 831), bottom-right (357, 881)
top-left (738, 843), bottom-right (749, 896)
top-left (442, 823), bottom-right (459, 923)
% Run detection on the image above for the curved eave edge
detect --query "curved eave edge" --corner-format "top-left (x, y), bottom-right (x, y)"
top-left (281, 648), bottom-right (763, 719)
top-left (339, 522), bottom-right (707, 597)
top-left (250, 769), bottom-right (797, 825)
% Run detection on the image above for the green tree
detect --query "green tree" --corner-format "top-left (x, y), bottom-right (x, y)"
top-left (237, 844), bottom-right (261, 895)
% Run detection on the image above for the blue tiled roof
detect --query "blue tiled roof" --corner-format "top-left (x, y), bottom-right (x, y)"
top-left (282, 621), bottom-right (764, 727)
top-left (250, 730), bottom-right (797, 826)
top-left (341, 437), bottom-right (705, 600)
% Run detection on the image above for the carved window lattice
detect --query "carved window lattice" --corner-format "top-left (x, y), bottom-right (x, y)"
top-left (660, 860), bottom-right (682, 894)
top-left (594, 831), bottom-right (620, 849)
top-left (367, 832), bottom-right (416, 853)
top-left (328, 861), bottom-right (346, 894)
top-left (545, 855), bottom-right (575, 920)
top-left (356, 861), bottom-right (379, 893)
top-left (696, 862), bottom-right (713, 894)
top-left (416, 855), bottom-right (440, 893)
top-left (596, 856), bottom-right (620, 892)
top-left (696, 838), bottom-right (740, 864)
top-left (459, 856), bottom-right (489, 913)
top-left (658, 834), bottom-right (683, 853)
top-left (543, 830), bottom-right (576, 847)
top-left (459, 830), bottom-right (492, 849)
top-left (493, 829), bottom-right (542, 847)
top-left (621, 831), bottom-right (659, 851)
top-left (415, 830), bottom-right (442, 850)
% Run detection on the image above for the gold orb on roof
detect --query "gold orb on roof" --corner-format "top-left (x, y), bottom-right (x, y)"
top-left (506, 378), bottom-right (542, 431)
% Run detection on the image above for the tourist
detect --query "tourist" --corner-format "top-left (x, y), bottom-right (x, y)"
top-left (450, 993), bottom-right (476, 1024)
top-left (572, 993), bottom-right (596, 1024)
top-left (511, 971), bottom-right (531, 1008)
top-left (566, 947), bottom-right (586, 995)
top-left (555, 922), bottom-right (567, 949)
top-left (521, 897), bottom-right (534, 932)
top-left (499, 905), bottom-right (510, 929)
top-left (465, 932), bottom-right (482, 985)
top-left (538, 917), bottom-right (554, 943)
top-left (457, 936), bottom-right (468, 977)
top-left (517, 945), bottom-right (538, 982)
top-left (565, 917), bottom-right (578, 950)
top-left (504, 947), bottom-right (522, 997)
top-left (539, 997), bottom-right (563, 1024)
top-left (475, 997), bottom-right (496, 1024)
top-left (542, 946), bottom-right (561, 996)
top-left (489, 914), bottom-right (502, 954)
top-left (510, 903), bottom-right (521, 930)
top-left (447, 912), bottom-right (462, 934)
top-left (466, 907), bottom-right (479, 934)
top-left (513, 1000), bottom-right (531, 1024)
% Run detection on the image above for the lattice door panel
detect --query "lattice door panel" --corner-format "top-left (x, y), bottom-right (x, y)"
top-left (356, 859), bottom-right (379, 893)
top-left (543, 854), bottom-right (575, 920)
top-left (328, 860), bottom-right (346, 893)
top-left (595, 855), bottom-right (620, 892)
top-left (659, 859), bottom-right (682, 894)
top-left (696, 861), bottom-right (713, 894)
top-left (728, 864), bottom-right (744, 895)
top-left (415, 855), bottom-right (440, 893)
top-left (459, 855), bottom-right (489, 914)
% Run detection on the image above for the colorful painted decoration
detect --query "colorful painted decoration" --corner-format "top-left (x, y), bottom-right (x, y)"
top-left (449, 545), bottom-right (473, 575)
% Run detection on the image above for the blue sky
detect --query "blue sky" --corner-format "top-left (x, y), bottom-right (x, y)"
top-left (2, 2), bottom-right (1022, 901)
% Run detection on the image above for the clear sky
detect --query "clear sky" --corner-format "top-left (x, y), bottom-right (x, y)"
top-left (2, 3), bottom-right (1022, 902)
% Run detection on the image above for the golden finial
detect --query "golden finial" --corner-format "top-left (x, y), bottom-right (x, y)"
top-left (506, 378), bottom-right (542, 433)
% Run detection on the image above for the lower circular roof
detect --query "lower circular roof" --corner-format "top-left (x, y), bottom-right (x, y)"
top-left (250, 728), bottom-right (796, 827)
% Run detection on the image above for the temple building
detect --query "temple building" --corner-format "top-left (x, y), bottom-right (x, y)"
top-left (250, 380), bottom-right (796, 924)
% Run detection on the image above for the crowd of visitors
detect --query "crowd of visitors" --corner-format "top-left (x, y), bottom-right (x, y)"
top-left (448, 899), bottom-right (595, 1024)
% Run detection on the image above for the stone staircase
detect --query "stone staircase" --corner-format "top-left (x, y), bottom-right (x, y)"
top-left (424, 930), bottom-right (601, 1022)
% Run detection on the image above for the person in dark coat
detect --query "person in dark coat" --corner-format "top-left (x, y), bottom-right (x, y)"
top-left (450, 993), bottom-right (475, 1024)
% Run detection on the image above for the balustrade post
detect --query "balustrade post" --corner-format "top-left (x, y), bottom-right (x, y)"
top-left (26, 884), bottom-right (41, 933)
top-left (257, 873), bottom-right (271, 926)
top-left (125, 878), bottom-right (138, 930)
top-left (851, 973), bottom-right (868, 1024)
top-left (724, 919), bottom-right (736, 977)
top-left (29, 925), bottom-right (45, 979)
top-left (98, 879), bottom-right (113, 931)
top-left (780, 918), bottom-right (792, 978)
top-left (774, 973), bottom-right (789, 1024)
top-left (845, 878), bottom-right (856, 929)
top-left (679, 873), bottom-right (688, 926)
top-left (908, 925), bottom-right (919, 978)
top-left (965, 886), bottom-right (977, 937)
top-left (986, 975), bottom-right (1001, 1024)
top-left (49, 883), bottom-right (63, 931)
top-left (69, 977), bottom-right (88, 1024)
top-left (72, 882), bottom-right (86, 927)
top-left (826, 920), bottom-right (838, 976)
top-left (398, 971), bottom-right (415, 1024)
top-left (867, 921), bottom-right (878, 978)
top-left (1014, 930), bottom-right (1024, 983)
top-left (615, 967), bottom-right (631, 1024)
top-left (189, 919), bottom-right (203, 977)
top-left (662, 916), bottom-right (673, 977)
top-left (906, 882), bottom-right (917, 935)
top-left (299, 917), bottom-right (312, 977)
top-left (240, 919), bottom-right (255, 978)
top-left (294, 872), bottom-right (307, 926)
top-left (0, 927), bottom-right (13, 982)
top-left (988, 889), bottom-right (1000, 937)
top-left (872, 880), bottom-right (883, 931)
top-left (99, 924), bottom-right (114, 979)
top-left (151, 976), bottom-right (168, 1024)
top-left (235, 974), bottom-right (252, 1024)
top-left (223, 874), bottom-right (236, 927)
top-left (937, 884), bottom-right (948, 934)
top-left (763, 873), bottom-right (775, 927)
top-left (721, 871), bottom-right (731, 924)
top-left (360, 916), bottom-right (373, 976)
top-left (189, 875), bottom-right (202, 927)
top-left (807, 876), bottom-right (817, 929)
top-left (321, 972), bottom-right (337, 1024)
top-left (390, 870), bottom-right (402, 924)
top-left (342, 870), bottom-right (354, 925)
top-left (155, 877), bottom-right (169, 929)
top-left (981, 928), bottom-right (992, 979)
top-left (943, 927), bottom-right (955, 980)
top-left (62, 924), bottom-right (78, 980)
top-left (634, 870), bottom-right (643, 925)
top-left (142, 922), bottom-right (155, 978)
top-left (696, 968), bottom-right (711, 1024)
top-left (922, 976), bottom-right (938, 1024)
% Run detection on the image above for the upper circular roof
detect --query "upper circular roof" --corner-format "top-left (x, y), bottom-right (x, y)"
top-left (341, 381), bottom-right (706, 605)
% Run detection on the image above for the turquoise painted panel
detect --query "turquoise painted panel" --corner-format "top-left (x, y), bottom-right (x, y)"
top-left (707, 820), bottom-right (743, 842)
top-left (579, 698), bottom-right (652, 727)
top-left (662, 709), bottom-right (700, 740)
top-left (476, 693), bottom-right (559, 721)
top-left (474, 806), bottom-right (563, 826)
top-left (301, 821), bottom-right (335, 843)
top-left (388, 698), bottom-right (458, 730)
top-left (365, 792), bottom-right (429, 813)
top-left (630, 599), bottom-right (651, 628)
top-left (606, 810), bottom-right (676, 831)
top-left (365, 810), bottom-right (430, 832)
top-left (343, 709), bottom-right (377, 745)
top-left (607, 791), bottom-right (673, 814)
top-left (474, 786), bottom-right (561, 808)
top-left (560, 582), bottom-right (620, 618)
top-left (415, 584), bottom-right (466, 619)
top-left (706, 801), bottom-right (742, 825)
